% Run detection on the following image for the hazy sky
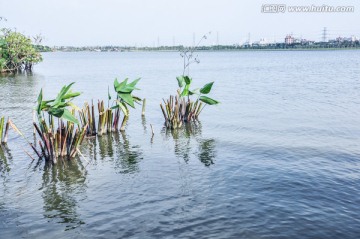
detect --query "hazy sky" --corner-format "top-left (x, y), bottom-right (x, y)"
top-left (1, 0), bottom-right (359, 46)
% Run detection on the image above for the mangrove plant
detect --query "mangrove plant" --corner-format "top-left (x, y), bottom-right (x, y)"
top-left (78, 77), bottom-right (142, 135)
top-left (32, 83), bottom-right (87, 163)
top-left (160, 32), bottom-right (219, 129)
top-left (0, 28), bottom-right (42, 72)
top-left (112, 77), bottom-right (142, 131)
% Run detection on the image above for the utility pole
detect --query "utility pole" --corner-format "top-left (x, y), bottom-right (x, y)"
top-left (157, 36), bottom-right (160, 47)
top-left (193, 33), bottom-right (196, 46)
top-left (216, 31), bottom-right (219, 46)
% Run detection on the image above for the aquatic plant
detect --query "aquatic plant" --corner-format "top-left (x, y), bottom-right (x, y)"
top-left (31, 83), bottom-right (87, 163)
top-left (79, 101), bottom-right (97, 136)
top-left (160, 32), bottom-right (219, 129)
top-left (78, 78), bottom-right (142, 136)
top-left (0, 116), bottom-right (10, 145)
top-left (111, 78), bottom-right (142, 131)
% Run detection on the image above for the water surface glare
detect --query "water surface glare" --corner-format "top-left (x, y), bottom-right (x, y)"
top-left (1, 51), bottom-right (360, 238)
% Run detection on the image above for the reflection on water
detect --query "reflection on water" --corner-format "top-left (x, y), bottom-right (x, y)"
top-left (113, 132), bottom-right (143, 174)
top-left (82, 132), bottom-right (143, 174)
top-left (40, 159), bottom-right (87, 230)
top-left (198, 139), bottom-right (216, 166)
top-left (98, 134), bottom-right (115, 158)
top-left (141, 116), bottom-right (147, 133)
top-left (0, 71), bottom-right (39, 87)
top-left (163, 122), bottom-right (217, 166)
top-left (0, 147), bottom-right (12, 198)
top-left (0, 147), bottom-right (12, 176)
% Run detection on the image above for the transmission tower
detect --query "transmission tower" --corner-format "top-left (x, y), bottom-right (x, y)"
top-left (322, 27), bottom-right (328, 42)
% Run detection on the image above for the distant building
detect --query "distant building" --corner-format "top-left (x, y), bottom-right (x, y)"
top-left (285, 35), bottom-right (294, 45)
top-left (259, 38), bottom-right (268, 46)
top-left (336, 36), bottom-right (358, 43)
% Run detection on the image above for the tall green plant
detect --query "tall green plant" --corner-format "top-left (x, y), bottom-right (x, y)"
top-left (36, 82), bottom-right (81, 124)
top-left (111, 78), bottom-right (141, 131)
top-left (112, 78), bottom-right (141, 112)
top-left (176, 76), bottom-right (219, 105)
top-left (160, 32), bottom-right (219, 129)
top-left (32, 83), bottom-right (87, 163)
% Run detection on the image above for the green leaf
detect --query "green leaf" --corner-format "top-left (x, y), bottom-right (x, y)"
top-left (37, 89), bottom-right (43, 114)
top-left (40, 101), bottom-right (50, 111)
top-left (114, 78), bottom-right (139, 93)
top-left (184, 76), bottom-right (192, 85)
top-left (200, 82), bottom-right (214, 94)
top-left (181, 84), bottom-right (190, 97)
top-left (59, 82), bottom-right (75, 98)
top-left (0, 39), bottom-right (6, 46)
top-left (176, 76), bottom-right (185, 88)
top-left (128, 78), bottom-right (141, 88)
top-left (62, 91), bottom-right (81, 100)
top-left (132, 95), bottom-right (142, 103)
top-left (116, 85), bottom-right (138, 94)
top-left (114, 78), bottom-right (120, 89)
top-left (48, 108), bottom-right (64, 118)
top-left (116, 78), bottom-right (128, 91)
top-left (189, 88), bottom-right (199, 95)
top-left (118, 93), bottom-right (135, 108)
top-left (117, 101), bottom-right (129, 116)
top-left (53, 82), bottom-right (76, 106)
top-left (112, 100), bottom-right (129, 116)
top-left (111, 104), bottom-right (119, 110)
top-left (199, 96), bottom-right (219, 105)
top-left (66, 102), bottom-right (81, 111)
top-left (61, 109), bottom-right (79, 124)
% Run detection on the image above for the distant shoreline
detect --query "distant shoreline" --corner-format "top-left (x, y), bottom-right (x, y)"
top-left (44, 47), bottom-right (360, 53)
top-left (40, 42), bottom-right (360, 53)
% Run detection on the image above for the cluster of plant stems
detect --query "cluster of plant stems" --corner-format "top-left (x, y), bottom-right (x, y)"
top-left (23, 78), bottom-right (142, 163)
top-left (160, 32), bottom-right (219, 129)
top-left (32, 115), bottom-right (88, 163)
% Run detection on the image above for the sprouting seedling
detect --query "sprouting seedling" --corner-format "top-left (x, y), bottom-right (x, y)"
top-left (111, 78), bottom-right (142, 131)
top-left (160, 32), bottom-right (219, 129)
top-left (111, 78), bottom-right (141, 116)
top-left (176, 76), bottom-right (219, 105)
top-left (36, 82), bottom-right (81, 124)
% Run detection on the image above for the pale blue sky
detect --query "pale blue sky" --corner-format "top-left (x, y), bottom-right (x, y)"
top-left (1, 0), bottom-right (359, 46)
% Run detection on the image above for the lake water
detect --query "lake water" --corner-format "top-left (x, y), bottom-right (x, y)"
top-left (1, 50), bottom-right (360, 238)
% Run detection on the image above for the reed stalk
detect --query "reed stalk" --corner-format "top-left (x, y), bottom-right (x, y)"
top-left (120, 115), bottom-right (128, 132)
top-left (160, 94), bottom-right (204, 129)
top-left (30, 110), bottom-right (89, 163)
top-left (0, 117), bottom-right (9, 145)
top-left (0, 116), bottom-right (4, 143)
top-left (79, 101), bottom-right (97, 136)
top-left (142, 98), bottom-right (146, 116)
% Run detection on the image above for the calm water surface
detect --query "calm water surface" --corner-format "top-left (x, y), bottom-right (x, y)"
top-left (1, 51), bottom-right (360, 238)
